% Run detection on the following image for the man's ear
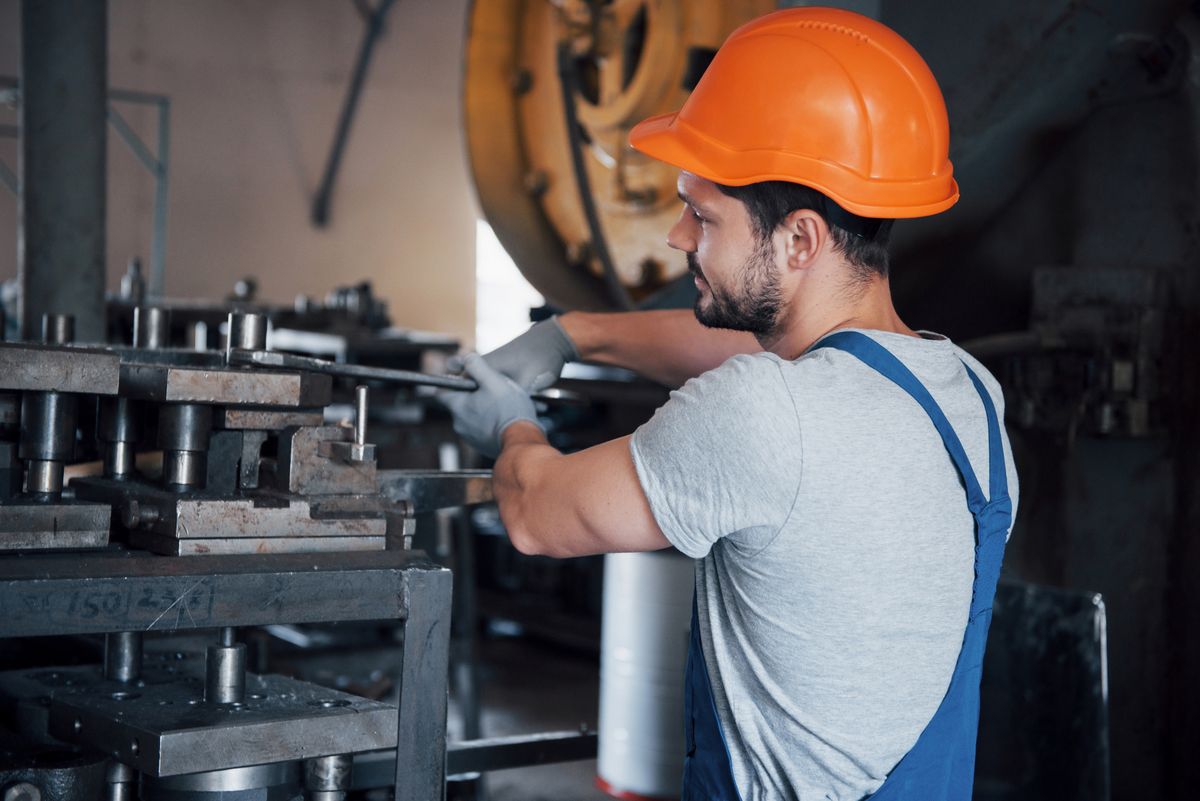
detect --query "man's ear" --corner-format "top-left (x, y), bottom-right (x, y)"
top-left (778, 208), bottom-right (828, 271)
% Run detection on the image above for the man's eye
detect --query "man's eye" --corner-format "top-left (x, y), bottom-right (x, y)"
top-left (692, 209), bottom-right (706, 223)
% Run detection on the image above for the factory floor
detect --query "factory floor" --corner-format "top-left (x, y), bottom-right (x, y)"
top-left (448, 635), bottom-right (613, 801)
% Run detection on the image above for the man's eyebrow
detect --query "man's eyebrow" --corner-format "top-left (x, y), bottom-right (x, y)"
top-left (678, 191), bottom-right (711, 213)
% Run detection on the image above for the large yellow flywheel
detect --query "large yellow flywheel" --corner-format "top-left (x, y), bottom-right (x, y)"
top-left (465, 0), bottom-right (775, 311)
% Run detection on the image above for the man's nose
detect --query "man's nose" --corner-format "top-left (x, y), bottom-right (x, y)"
top-left (666, 210), bottom-right (696, 253)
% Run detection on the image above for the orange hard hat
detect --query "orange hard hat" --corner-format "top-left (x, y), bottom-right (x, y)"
top-left (629, 7), bottom-right (958, 219)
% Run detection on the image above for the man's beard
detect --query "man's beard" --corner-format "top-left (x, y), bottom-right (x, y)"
top-left (689, 236), bottom-right (783, 339)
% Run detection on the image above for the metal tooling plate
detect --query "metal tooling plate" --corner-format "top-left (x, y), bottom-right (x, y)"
top-left (130, 533), bottom-right (386, 556)
top-left (119, 363), bottom-right (332, 406)
top-left (0, 342), bottom-right (122, 394)
top-left (0, 500), bottom-right (111, 550)
top-left (218, 407), bottom-right (325, 430)
top-left (173, 498), bottom-right (387, 538)
top-left (47, 671), bottom-right (397, 776)
top-left (0, 549), bottom-right (445, 637)
top-left (71, 477), bottom-right (387, 540)
top-left (376, 470), bottom-right (493, 513)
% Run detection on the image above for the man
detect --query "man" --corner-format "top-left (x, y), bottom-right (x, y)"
top-left (442, 7), bottom-right (1018, 800)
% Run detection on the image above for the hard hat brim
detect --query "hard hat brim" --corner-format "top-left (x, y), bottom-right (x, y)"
top-left (630, 112), bottom-right (959, 219)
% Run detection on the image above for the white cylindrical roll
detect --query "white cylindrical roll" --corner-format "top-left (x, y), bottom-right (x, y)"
top-left (597, 550), bottom-right (694, 799)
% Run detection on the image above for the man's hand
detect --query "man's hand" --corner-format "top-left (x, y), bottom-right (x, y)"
top-left (483, 317), bottom-right (579, 392)
top-left (439, 354), bottom-right (541, 458)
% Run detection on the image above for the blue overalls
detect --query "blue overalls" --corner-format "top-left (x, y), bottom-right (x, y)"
top-left (681, 331), bottom-right (1013, 801)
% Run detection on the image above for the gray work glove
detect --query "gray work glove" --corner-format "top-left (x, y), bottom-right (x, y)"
top-left (440, 353), bottom-right (542, 459)
top-left (483, 316), bottom-right (579, 392)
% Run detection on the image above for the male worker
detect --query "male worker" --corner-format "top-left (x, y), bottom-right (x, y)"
top-left (442, 7), bottom-right (1018, 800)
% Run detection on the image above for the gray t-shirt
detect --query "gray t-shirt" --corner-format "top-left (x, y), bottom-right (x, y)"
top-left (629, 329), bottom-right (1019, 801)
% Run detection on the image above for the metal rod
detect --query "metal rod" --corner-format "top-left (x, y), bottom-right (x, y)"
top-left (310, 0), bottom-right (396, 227)
top-left (150, 98), bottom-right (169, 299)
top-left (227, 348), bottom-right (478, 391)
top-left (354, 385), bottom-right (368, 446)
top-left (107, 104), bottom-right (158, 174)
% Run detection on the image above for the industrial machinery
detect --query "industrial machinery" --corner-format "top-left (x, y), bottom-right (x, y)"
top-left (0, 305), bottom-right (591, 801)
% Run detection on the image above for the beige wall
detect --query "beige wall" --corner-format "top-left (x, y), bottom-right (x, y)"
top-left (0, 0), bottom-right (477, 346)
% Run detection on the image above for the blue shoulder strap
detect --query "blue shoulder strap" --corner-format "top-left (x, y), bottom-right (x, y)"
top-left (810, 331), bottom-right (1006, 513)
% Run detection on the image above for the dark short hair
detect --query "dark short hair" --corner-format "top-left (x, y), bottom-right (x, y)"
top-left (716, 181), bottom-right (894, 280)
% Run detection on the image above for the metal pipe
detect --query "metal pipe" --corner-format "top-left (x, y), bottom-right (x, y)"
top-left (40, 313), bottom-right (74, 345)
top-left (205, 629), bottom-right (246, 705)
top-left (133, 306), bottom-right (171, 349)
top-left (104, 631), bottom-right (143, 682)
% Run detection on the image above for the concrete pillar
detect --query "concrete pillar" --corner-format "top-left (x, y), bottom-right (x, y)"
top-left (18, 0), bottom-right (108, 343)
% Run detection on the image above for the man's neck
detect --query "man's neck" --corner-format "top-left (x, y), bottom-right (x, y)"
top-left (759, 277), bottom-right (917, 359)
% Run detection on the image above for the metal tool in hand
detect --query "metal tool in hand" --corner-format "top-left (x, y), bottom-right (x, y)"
top-left (228, 348), bottom-right (478, 391)
top-left (228, 348), bottom-right (585, 404)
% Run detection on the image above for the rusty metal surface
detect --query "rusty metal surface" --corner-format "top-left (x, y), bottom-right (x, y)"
top-left (119, 363), bottom-right (332, 406)
top-left (172, 497), bottom-right (386, 539)
top-left (0, 499), bottom-right (111, 549)
top-left (0, 343), bottom-right (121, 394)
top-left (218, 407), bottom-right (325, 430)
top-left (277, 426), bottom-right (378, 495)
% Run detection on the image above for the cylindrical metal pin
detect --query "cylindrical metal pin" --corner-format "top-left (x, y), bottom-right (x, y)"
top-left (99, 397), bottom-right (141, 479)
top-left (354, 385), bottom-right (368, 446)
top-left (106, 759), bottom-right (136, 801)
top-left (205, 628), bottom-right (246, 705)
top-left (41, 313), bottom-right (74, 345)
top-left (158, 403), bottom-right (212, 489)
top-left (304, 754), bottom-right (352, 801)
top-left (19, 391), bottom-right (77, 499)
top-left (24, 459), bottom-right (63, 496)
top-left (226, 311), bottom-right (268, 360)
top-left (133, 306), bottom-right (171, 349)
top-left (104, 631), bottom-right (143, 683)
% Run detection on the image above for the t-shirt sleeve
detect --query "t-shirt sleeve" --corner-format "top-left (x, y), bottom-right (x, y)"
top-left (629, 354), bottom-right (803, 559)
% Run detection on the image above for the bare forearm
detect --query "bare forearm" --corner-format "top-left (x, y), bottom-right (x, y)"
top-left (492, 423), bottom-right (562, 556)
top-left (559, 309), bottom-right (759, 387)
top-left (493, 423), bottom-right (669, 558)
